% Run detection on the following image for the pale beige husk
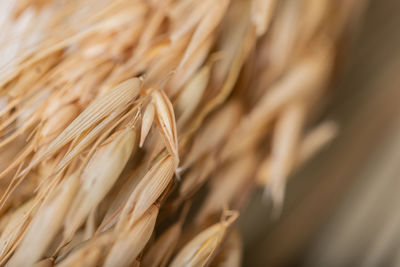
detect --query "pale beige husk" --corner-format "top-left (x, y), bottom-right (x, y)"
top-left (170, 211), bottom-right (238, 267)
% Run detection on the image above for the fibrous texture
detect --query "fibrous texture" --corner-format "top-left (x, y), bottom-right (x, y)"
top-left (0, 0), bottom-right (363, 266)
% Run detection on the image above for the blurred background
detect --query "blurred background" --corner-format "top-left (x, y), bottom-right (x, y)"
top-left (241, 0), bottom-right (400, 266)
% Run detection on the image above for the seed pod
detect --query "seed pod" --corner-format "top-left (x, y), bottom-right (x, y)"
top-left (21, 78), bottom-right (141, 176)
top-left (176, 65), bottom-right (210, 129)
top-left (0, 198), bottom-right (35, 255)
top-left (140, 103), bottom-right (155, 147)
top-left (0, 198), bottom-right (36, 263)
top-left (210, 230), bottom-right (242, 267)
top-left (170, 210), bottom-right (238, 267)
top-left (268, 102), bottom-right (306, 210)
top-left (56, 233), bottom-right (112, 267)
top-left (179, 0), bottom-right (229, 67)
top-left (52, 106), bottom-right (122, 173)
top-left (221, 44), bottom-right (332, 160)
top-left (152, 89), bottom-right (179, 161)
top-left (119, 155), bottom-right (177, 227)
top-left (64, 127), bottom-right (137, 240)
top-left (183, 101), bottom-right (241, 169)
top-left (58, 247), bottom-right (101, 267)
top-left (256, 121), bottom-right (338, 186)
top-left (169, 0), bottom-right (211, 42)
top-left (142, 223), bottom-right (181, 267)
top-left (8, 173), bottom-right (79, 267)
top-left (196, 154), bottom-right (256, 225)
top-left (142, 205), bottom-right (188, 267)
top-left (104, 205), bottom-right (159, 267)
top-left (167, 35), bottom-right (213, 96)
top-left (39, 104), bottom-right (80, 145)
top-left (179, 156), bottom-right (216, 200)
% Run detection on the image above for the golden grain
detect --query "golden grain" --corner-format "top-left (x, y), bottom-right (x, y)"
top-left (0, 0), bottom-right (359, 265)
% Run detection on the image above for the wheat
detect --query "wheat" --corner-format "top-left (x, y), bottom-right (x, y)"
top-left (64, 126), bottom-right (137, 240)
top-left (119, 154), bottom-right (177, 228)
top-left (105, 204), bottom-right (159, 267)
top-left (142, 205), bottom-right (189, 267)
top-left (210, 229), bottom-right (242, 267)
top-left (195, 153), bottom-right (257, 225)
top-left (256, 121), bottom-right (338, 187)
top-left (0, 0), bottom-right (362, 265)
top-left (8, 173), bottom-right (79, 266)
top-left (170, 210), bottom-right (238, 267)
top-left (140, 103), bottom-right (155, 147)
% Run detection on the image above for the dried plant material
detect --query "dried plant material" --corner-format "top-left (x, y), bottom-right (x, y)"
top-left (196, 153), bottom-right (257, 225)
top-left (170, 210), bottom-right (238, 267)
top-left (142, 222), bottom-right (181, 267)
top-left (152, 89), bottom-right (179, 161)
top-left (58, 245), bottom-right (100, 267)
top-left (20, 78), bottom-right (141, 177)
top-left (32, 258), bottom-right (54, 267)
top-left (64, 127), bottom-right (137, 240)
top-left (256, 121), bottom-right (338, 186)
top-left (142, 205), bottom-right (189, 267)
top-left (0, 198), bottom-right (35, 248)
top-left (39, 104), bottom-right (80, 144)
top-left (267, 102), bottom-right (306, 211)
top-left (140, 103), bottom-right (155, 147)
top-left (298, 0), bottom-right (330, 46)
top-left (105, 204), bottom-right (159, 267)
top-left (0, 198), bottom-right (36, 263)
top-left (52, 107), bottom-right (122, 173)
top-left (210, 229), bottom-right (242, 267)
top-left (0, 0), bottom-right (360, 265)
top-left (169, 0), bottom-right (211, 42)
top-left (183, 101), bottom-right (241, 169)
top-left (119, 155), bottom-right (177, 227)
top-left (167, 35), bottom-right (213, 97)
top-left (179, 0), bottom-right (229, 67)
top-left (176, 64), bottom-right (210, 130)
top-left (8, 173), bottom-right (79, 267)
top-left (99, 166), bottom-right (146, 232)
top-left (221, 44), bottom-right (332, 160)
top-left (179, 156), bottom-right (216, 200)
top-left (251, 0), bottom-right (277, 36)
top-left (298, 121), bottom-right (338, 164)
top-left (56, 233), bottom-right (112, 267)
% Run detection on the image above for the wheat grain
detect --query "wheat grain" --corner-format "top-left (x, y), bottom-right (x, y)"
top-left (140, 103), bottom-right (155, 148)
top-left (119, 154), bottom-right (177, 228)
top-left (105, 204), bottom-right (159, 267)
top-left (152, 89), bottom-right (179, 161)
top-left (256, 121), bottom-right (338, 186)
top-left (64, 126), bottom-right (137, 240)
top-left (210, 229), bottom-right (242, 267)
top-left (268, 102), bottom-right (306, 210)
top-left (170, 210), bottom-right (238, 267)
top-left (7, 173), bottom-right (79, 266)
top-left (142, 205), bottom-right (189, 267)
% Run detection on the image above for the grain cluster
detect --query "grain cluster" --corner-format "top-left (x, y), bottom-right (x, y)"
top-left (0, 0), bottom-right (363, 266)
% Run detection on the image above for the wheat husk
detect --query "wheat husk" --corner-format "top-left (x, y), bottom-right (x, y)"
top-left (104, 204), bottom-right (159, 267)
top-left (170, 210), bottom-right (238, 267)
top-left (64, 126), bottom-right (137, 240)
top-left (7, 173), bottom-right (79, 266)
top-left (210, 229), bottom-right (242, 267)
